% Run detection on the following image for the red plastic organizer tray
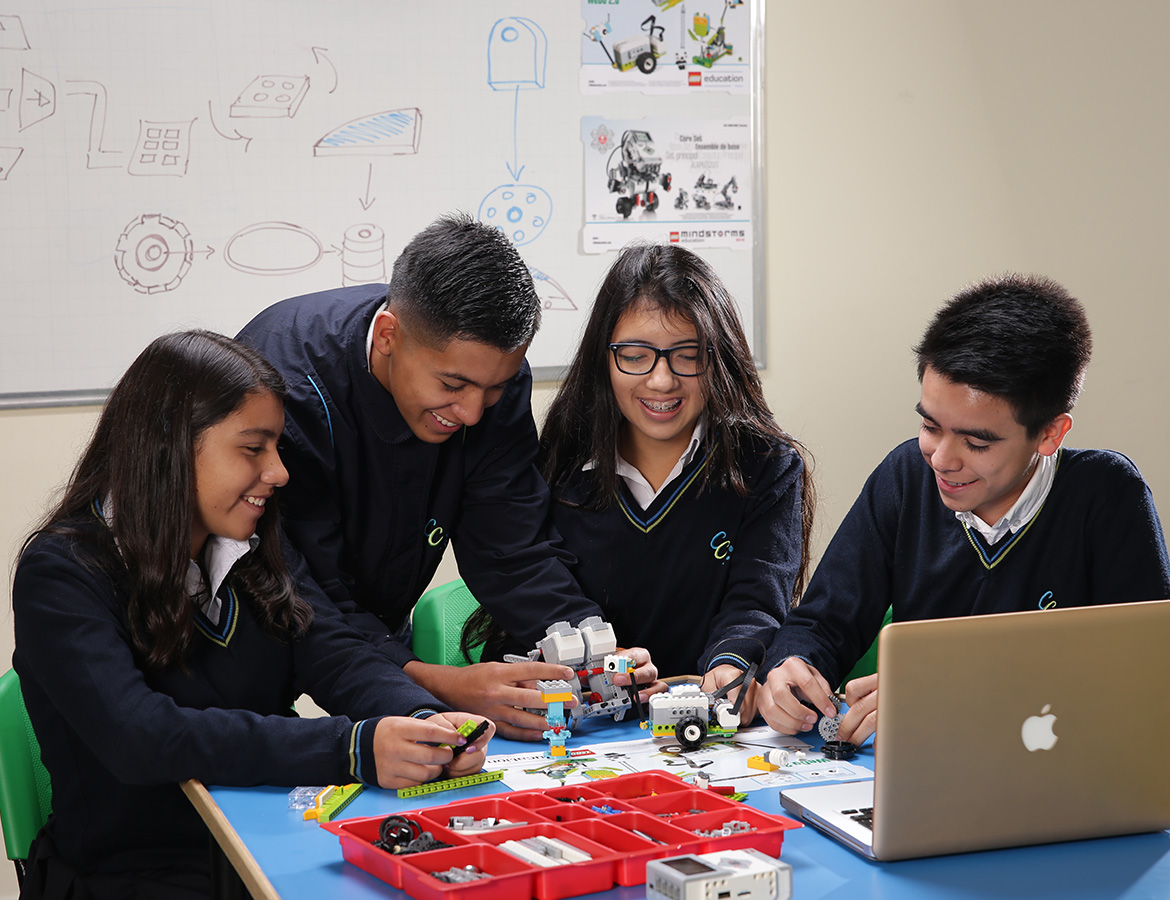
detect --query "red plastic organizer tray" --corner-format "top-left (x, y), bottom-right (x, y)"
top-left (322, 769), bottom-right (801, 900)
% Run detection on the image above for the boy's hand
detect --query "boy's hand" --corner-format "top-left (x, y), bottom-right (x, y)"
top-left (701, 664), bottom-right (760, 723)
top-left (836, 674), bottom-right (878, 745)
top-left (757, 658), bottom-right (837, 734)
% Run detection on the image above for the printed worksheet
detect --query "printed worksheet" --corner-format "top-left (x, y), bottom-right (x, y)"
top-left (485, 726), bottom-right (870, 793)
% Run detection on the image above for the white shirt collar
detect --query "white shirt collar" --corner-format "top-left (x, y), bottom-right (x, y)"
top-left (955, 452), bottom-right (1057, 544)
top-left (97, 495), bottom-right (257, 626)
top-left (588, 415), bottom-right (707, 509)
top-left (185, 535), bottom-right (259, 625)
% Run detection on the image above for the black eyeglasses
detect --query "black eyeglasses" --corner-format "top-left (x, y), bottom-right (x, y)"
top-left (608, 342), bottom-right (711, 377)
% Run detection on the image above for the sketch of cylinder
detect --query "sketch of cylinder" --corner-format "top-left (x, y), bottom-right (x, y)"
top-left (341, 223), bottom-right (386, 286)
top-left (114, 213), bottom-right (193, 294)
top-left (488, 18), bottom-right (547, 90)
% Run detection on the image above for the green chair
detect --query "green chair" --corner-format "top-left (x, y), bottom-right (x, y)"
top-left (411, 579), bottom-right (484, 667)
top-left (0, 668), bottom-right (52, 884)
top-left (840, 606), bottom-right (894, 686)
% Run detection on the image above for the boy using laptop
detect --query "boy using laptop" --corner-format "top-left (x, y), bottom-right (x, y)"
top-left (759, 274), bottom-right (1170, 744)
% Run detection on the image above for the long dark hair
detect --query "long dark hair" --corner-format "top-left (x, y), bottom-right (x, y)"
top-left (22, 330), bottom-right (311, 669)
top-left (462, 245), bottom-right (816, 661)
top-left (542, 243), bottom-right (815, 596)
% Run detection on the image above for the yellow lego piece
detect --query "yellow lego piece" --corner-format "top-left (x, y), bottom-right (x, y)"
top-left (747, 754), bottom-right (779, 772)
top-left (303, 783), bottom-right (365, 822)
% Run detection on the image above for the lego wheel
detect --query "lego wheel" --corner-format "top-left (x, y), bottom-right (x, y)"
top-left (616, 197), bottom-right (634, 219)
top-left (636, 52), bottom-right (657, 75)
top-left (646, 192), bottom-right (659, 213)
top-left (675, 716), bottom-right (706, 751)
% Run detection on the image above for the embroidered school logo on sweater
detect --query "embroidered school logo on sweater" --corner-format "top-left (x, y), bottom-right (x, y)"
top-left (710, 530), bottom-right (734, 564)
top-left (424, 518), bottom-right (447, 548)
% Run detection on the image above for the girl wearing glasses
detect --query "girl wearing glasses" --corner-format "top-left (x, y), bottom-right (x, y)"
top-left (12, 332), bottom-right (492, 898)
top-left (468, 244), bottom-right (813, 721)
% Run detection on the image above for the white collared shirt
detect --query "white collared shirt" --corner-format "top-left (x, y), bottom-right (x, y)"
top-left (955, 452), bottom-right (1057, 544)
top-left (185, 535), bottom-right (259, 625)
top-left (587, 415), bottom-right (707, 509)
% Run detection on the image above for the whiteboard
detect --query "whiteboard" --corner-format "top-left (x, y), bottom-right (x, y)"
top-left (0, 0), bottom-right (763, 407)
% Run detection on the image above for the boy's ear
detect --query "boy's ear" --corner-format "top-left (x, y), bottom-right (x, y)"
top-left (371, 309), bottom-right (400, 356)
top-left (1037, 413), bottom-right (1073, 457)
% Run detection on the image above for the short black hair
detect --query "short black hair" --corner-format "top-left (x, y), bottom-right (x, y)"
top-left (914, 273), bottom-right (1092, 436)
top-left (388, 212), bottom-right (539, 351)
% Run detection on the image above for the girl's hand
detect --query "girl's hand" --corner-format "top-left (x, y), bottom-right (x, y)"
top-left (429, 712), bottom-right (496, 778)
top-left (370, 715), bottom-right (465, 789)
top-left (613, 646), bottom-right (667, 702)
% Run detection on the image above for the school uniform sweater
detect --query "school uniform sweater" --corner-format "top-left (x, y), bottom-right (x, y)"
top-left (549, 438), bottom-right (805, 677)
top-left (767, 440), bottom-right (1170, 688)
top-left (12, 522), bottom-right (447, 882)
top-left (237, 286), bottom-right (602, 666)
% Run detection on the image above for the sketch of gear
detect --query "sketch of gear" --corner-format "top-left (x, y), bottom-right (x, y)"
top-left (115, 213), bottom-right (193, 293)
top-left (590, 123), bottom-right (614, 154)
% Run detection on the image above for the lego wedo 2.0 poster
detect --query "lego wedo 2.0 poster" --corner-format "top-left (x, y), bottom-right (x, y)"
top-left (580, 0), bottom-right (750, 94)
top-left (582, 117), bottom-right (751, 252)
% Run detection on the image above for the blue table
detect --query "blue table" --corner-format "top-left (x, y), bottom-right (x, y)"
top-left (196, 719), bottom-right (1170, 899)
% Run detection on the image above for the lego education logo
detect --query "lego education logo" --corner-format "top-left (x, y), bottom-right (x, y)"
top-left (688, 69), bottom-right (744, 88)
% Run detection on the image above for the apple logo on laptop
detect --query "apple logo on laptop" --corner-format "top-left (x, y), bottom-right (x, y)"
top-left (1021, 704), bottom-right (1058, 751)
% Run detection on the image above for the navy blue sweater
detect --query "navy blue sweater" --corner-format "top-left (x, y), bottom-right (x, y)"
top-left (237, 286), bottom-right (602, 665)
top-left (550, 438), bottom-right (804, 677)
top-left (768, 440), bottom-right (1170, 687)
top-left (12, 523), bottom-right (446, 880)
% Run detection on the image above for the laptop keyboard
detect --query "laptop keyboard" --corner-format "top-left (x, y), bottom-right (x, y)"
top-left (840, 807), bottom-right (874, 830)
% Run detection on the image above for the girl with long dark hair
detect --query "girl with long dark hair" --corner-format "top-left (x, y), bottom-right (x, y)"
top-left (13, 331), bottom-right (492, 899)
top-left (467, 244), bottom-right (814, 721)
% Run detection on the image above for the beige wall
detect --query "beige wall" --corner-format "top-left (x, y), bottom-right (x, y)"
top-left (0, 2), bottom-right (1167, 892)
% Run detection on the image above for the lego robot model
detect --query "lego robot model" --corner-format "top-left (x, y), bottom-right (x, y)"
top-left (692, 0), bottom-right (743, 69)
top-left (641, 683), bottom-right (741, 751)
top-left (509, 617), bottom-right (644, 726)
top-left (585, 14), bottom-right (666, 75)
top-left (641, 657), bottom-right (759, 752)
top-left (538, 680), bottom-right (574, 758)
top-left (714, 176), bottom-right (739, 210)
top-left (606, 129), bottom-right (673, 218)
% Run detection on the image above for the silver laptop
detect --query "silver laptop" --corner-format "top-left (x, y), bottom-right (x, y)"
top-left (780, 600), bottom-right (1170, 860)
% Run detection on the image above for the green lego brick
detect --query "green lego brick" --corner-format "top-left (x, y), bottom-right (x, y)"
top-left (395, 769), bottom-right (504, 798)
top-left (305, 783), bottom-right (365, 822)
